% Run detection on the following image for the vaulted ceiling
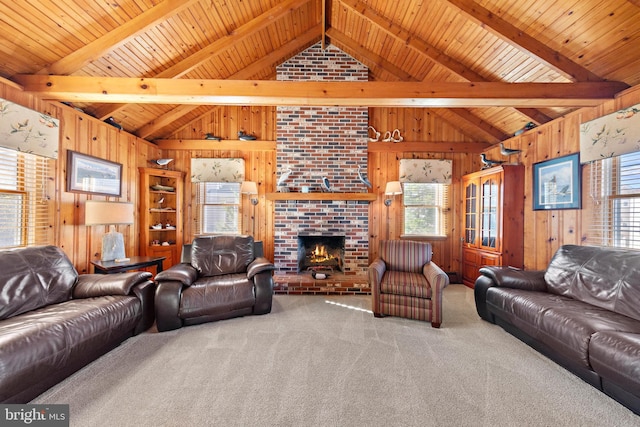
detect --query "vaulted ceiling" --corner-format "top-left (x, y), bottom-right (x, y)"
top-left (1, 0), bottom-right (639, 145)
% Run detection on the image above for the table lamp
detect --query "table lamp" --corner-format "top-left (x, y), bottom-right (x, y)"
top-left (85, 200), bottom-right (134, 262)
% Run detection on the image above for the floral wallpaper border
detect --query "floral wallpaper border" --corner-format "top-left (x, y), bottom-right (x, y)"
top-left (0, 98), bottom-right (60, 159)
top-left (191, 158), bottom-right (245, 182)
top-left (579, 103), bottom-right (640, 163)
top-left (399, 159), bottom-right (452, 184)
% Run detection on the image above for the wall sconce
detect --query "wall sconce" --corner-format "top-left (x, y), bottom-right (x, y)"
top-left (384, 181), bottom-right (403, 206)
top-left (85, 201), bottom-right (134, 262)
top-left (241, 181), bottom-right (259, 205)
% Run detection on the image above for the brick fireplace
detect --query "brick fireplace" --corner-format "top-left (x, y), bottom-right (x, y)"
top-left (273, 43), bottom-right (371, 294)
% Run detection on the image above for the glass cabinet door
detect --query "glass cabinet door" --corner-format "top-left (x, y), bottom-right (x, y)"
top-left (464, 181), bottom-right (477, 245)
top-left (480, 176), bottom-right (499, 248)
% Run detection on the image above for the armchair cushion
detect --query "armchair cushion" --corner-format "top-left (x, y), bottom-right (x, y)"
top-left (191, 235), bottom-right (254, 277)
top-left (179, 274), bottom-right (254, 318)
top-left (381, 271), bottom-right (431, 299)
top-left (73, 272), bottom-right (153, 298)
top-left (379, 240), bottom-right (432, 273)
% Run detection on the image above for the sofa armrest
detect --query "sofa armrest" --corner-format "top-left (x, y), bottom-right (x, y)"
top-left (247, 257), bottom-right (276, 280)
top-left (368, 258), bottom-right (386, 288)
top-left (155, 281), bottom-right (184, 332)
top-left (154, 263), bottom-right (198, 286)
top-left (73, 271), bottom-right (152, 298)
top-left (478, 266), bottom-right (547, 291)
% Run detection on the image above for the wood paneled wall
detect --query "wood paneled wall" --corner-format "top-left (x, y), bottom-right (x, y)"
top-left (0, 80), bottom-right (161, 274)
top-left (482, 85), bottom-right (640, 270)
top-left (3, 79), bottom-right (640, 278)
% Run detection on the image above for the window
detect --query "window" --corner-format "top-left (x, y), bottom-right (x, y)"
top-left (0, 147), bottom-right (51, 248)
top-left (402, 182), bottom-right (450, 237)
top-left (588, 150), bottom-right (640, 249)
top-left (195, 182), bottom-right (241, 235)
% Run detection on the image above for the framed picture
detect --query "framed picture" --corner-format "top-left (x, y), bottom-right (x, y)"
top-left (532, 153), bottom-right (581, 210)
top-left (66, 150), bottom-right (122, 197)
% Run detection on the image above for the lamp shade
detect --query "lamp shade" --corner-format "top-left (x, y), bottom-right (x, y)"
top-left (384, 181), bottom-right (403, 196)
top-left (85, 201), bottom-right (134, 225)
top-left (240, 181), bottom-right (258, 195)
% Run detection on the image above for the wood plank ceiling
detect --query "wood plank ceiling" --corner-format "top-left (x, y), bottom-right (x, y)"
top-left (1, 0), bottom-right (639, 145)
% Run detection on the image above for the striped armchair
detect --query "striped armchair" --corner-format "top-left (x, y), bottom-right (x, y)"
top-left (368, 240), bottom-right (450, 327)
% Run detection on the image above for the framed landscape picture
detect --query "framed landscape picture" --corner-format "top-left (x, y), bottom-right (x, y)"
top-left (66, 150), bottom-right (122, 197)
top-left (532, 153), bottom-right (581, 211)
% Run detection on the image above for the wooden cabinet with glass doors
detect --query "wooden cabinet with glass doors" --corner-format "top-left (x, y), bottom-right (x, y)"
top-left (139, 167), bottom-right (184, 269)
top-left (461, 165), bottom-right (524, 288)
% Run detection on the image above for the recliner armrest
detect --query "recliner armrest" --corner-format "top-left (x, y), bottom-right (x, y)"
top-left (154, 264), bottom-right (198, 286)
top-left (478, 266), bottom-right (547, 291)
top-left (73, 271), bottom-right (153, 298)
top-left (247, 257), bottom-right (275, 279)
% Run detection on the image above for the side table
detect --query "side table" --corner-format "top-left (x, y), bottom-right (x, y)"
top-left (91, 256), bottom-right (165, 274)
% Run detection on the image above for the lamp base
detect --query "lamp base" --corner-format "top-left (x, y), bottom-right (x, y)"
top-left (101, 230), bottom-right (127, 262)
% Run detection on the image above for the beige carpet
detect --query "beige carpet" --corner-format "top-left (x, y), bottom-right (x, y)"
top-left (33, 285), bottom-right (639, 426)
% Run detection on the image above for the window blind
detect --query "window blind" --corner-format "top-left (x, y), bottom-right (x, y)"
top-left (194, 182), bottom-right (241, 235)
top-left (587, 151), bottom-right (640, 249)
top-left (0, 147), bottom-right (51, 248)
top-left (402, 182), bottom-right (450, 237)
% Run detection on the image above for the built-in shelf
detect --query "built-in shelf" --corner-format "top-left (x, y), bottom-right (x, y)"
top-left (266, 192), bottom-right (376, 201)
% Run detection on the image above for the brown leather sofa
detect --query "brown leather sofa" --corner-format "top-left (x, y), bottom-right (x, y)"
top-left (0, 245), bottom-right (155, 403)
top-left (474, 244), bottom-right (640, 415)
top-left (154, 235), bottom-right (275, 332)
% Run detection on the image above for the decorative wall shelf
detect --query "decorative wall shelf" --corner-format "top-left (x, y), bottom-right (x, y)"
top-left (154, 139), bottom-right (276, 151)
top-left (266, 192), bottom-right (376, 201)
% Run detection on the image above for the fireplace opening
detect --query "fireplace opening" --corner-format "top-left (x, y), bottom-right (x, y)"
top-left (297, 235), bottom-right (345, 273)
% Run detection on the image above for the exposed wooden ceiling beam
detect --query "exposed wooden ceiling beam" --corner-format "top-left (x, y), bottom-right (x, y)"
top-left (39, 0), bottom-right (199, 76)
top-left (13, 75), bottom-right (627, 107)
top-left (444, 0), bottom-right (604, 82)
top-left (137, 27), bottom-right (322, 139)
top-left (338, 0), bottom-right (552, 125)
top-left (92, 0), bottom-right (312, 121)
top-left (328, 28), bottom-right (507, 142)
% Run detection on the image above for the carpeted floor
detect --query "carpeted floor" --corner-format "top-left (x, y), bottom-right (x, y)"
top-left (33, 285), bottom-right (639, 426)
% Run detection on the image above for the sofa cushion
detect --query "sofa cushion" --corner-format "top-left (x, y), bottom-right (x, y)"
top-left (379, 240), bottom-right (432, 274)
top-left (537, 301), bottom-right (640, 369)
top-left (544, 245), bottom-right (640, 321)
top-left (589, 331), bottom-right (640, 397)
top-left (0, 296), bottom-right (141, 402)
top-left (486, 288), bottom-right (572, 339)
top-left (0, 246), bottom-right (78, 320)
top-left (191, 236), bottom-right (254, 277)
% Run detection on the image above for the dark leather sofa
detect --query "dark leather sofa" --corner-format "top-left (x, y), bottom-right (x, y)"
top-left (474, 244), bottom-right (640, 415)
top-left (154, 235), bottom-right (275, 332)
top-left (0, 245), bottom-right (155, 403)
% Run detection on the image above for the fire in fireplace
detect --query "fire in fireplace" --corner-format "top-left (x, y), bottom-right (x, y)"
top-left (297, 235), bottom-right (345, 273)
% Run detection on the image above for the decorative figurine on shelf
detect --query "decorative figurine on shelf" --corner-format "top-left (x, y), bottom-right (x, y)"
top-left (277, 168), bottom-right (292, 192)
top-left (150, 158), bottom-right (173, 168)
top-left (357, 165), bottom-right (372, 189)
top-left (391, 128), bottom-right (403, 143)
top-left (321, 176), bottom-right (332, 192)
top-left (368, 126), bottom-right (380, 142)
top-left (204, 133), bottom-right (221, 140)
top-left (499, 142), bottom-right (522, 157)
top-left (238, 130), bottom-right (257, 140)
top-left (480, 153), bottom-right (506, 169)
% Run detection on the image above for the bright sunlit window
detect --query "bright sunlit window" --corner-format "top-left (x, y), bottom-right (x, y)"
top-left (195, 182), bottom-right (241, 235)
top-left (402, 182), bottom-right (450, 237)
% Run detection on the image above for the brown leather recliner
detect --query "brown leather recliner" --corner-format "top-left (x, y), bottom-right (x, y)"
top-left (154, 235), bottom-right (275, 332)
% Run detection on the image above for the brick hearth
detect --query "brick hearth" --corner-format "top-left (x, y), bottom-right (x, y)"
top-left (273, 272), bottom-right (370, 295)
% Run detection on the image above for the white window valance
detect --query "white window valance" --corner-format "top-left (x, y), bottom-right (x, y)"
top-left (580, 103), bottom-right (640, 164)
top-left (0, 98), bottom-right (60, 159)
top-left (190, 158), bottom-right (245, 182)
top-left (399, 159), bottom-right (452, 184)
